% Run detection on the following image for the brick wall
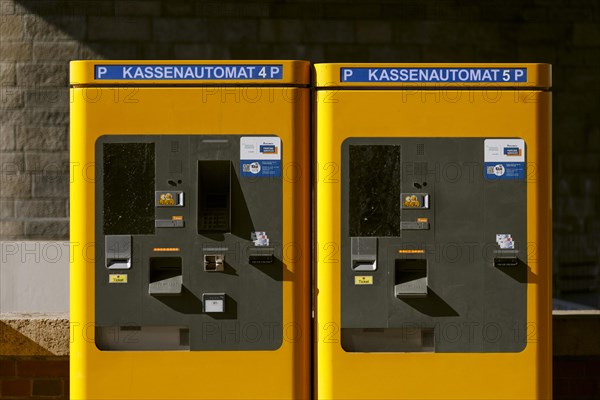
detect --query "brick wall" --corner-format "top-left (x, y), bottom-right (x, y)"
top-left (0, 357), bottom-right (69, 400)
top-left (554, 356), bottom-right (600, 400)
top-left (0, 316), bottom-right (70, 399)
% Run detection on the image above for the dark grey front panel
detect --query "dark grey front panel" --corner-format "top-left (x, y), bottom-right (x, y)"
top-left (95, 135), bottom-right (283, 351)
top-left (341, 138), bottom-right (527, 353)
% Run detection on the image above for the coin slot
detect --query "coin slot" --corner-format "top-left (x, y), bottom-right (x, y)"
top-left (204, 254), bottom-right (225, 272)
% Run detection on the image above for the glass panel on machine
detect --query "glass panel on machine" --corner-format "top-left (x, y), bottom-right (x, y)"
top-left (103, 143), bottom-right (155, 235)
top-left (349, 145), bottom-right (401, 237)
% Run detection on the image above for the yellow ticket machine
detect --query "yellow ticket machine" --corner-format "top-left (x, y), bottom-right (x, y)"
top-left (70, 61), bottom-right (311, 399)
top-left (314, 64), bottom-right (552, 399)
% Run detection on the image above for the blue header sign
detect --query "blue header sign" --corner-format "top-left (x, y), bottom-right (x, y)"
top-left (94, 64), bottom-right (284, 80)
top-left (340, 67), bottom-right (527, 83)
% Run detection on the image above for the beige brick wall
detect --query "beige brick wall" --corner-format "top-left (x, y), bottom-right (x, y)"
top-left (0, 314), bottom-right (69, 399)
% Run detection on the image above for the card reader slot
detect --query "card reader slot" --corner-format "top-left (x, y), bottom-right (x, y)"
top-left (494, 249), bottom-right (519, 268)
top-left (249, 247), bottom-right (275, 264)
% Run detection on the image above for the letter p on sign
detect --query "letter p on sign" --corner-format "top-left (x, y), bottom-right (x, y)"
top-left (342, 69), bottom-right (353, 81)
top-left (97, 66), bottom-right (107, 79)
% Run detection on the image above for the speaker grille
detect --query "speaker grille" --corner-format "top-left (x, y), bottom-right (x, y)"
top-left (416, 143), bottom-right (425, 155)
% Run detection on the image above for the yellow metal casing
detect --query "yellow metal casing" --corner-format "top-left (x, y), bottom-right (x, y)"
top-left (314, 63), bottom-right (552, 399)
top-left (70, 60), bottom-right (311, 399)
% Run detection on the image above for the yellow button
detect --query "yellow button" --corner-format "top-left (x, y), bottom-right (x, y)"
top-left (354, 276), bottom-right (373, 285)
top-left (109, 274), bottom-right (128, 283)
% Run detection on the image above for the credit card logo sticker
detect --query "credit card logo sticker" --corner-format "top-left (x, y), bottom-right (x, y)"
top-left (247, 162), bottom-right (261, 174)
top-left (260, 145), bottom-right (278, 154)
top-left (504, 146), bottom-right (522, 156)
top-left (484, 139), bottom-right (525, 180)
top-left (493, 164), bottom-right (505, 176)
top-left (240, 137), bottom-right (281, 177)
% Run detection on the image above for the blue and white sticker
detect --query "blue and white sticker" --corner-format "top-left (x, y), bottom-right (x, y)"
top-left (484, 139), bottom-right (525, 180)
top-left (240, 137), bottom-right (281, 177)
top-left (94, 64), bottom-right (283, 80)
top-left (340, 67), bottom-right (527, 83)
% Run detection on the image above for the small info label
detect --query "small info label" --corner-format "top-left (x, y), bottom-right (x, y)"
top-left (240, 136), bottom-right (281, 177)
top-left (484, 139), bottom-right (525, 180)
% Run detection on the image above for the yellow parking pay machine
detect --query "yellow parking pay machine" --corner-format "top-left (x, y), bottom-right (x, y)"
top-left (314, 64), bottom-right (552, 399)
top-left (70, 61), bottom-right (311, 399)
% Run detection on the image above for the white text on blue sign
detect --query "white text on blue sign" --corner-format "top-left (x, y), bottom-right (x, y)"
top-left (341, 68), bottom-right (528, 83)
top-left (95, 65), bottom-right (283, 80)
